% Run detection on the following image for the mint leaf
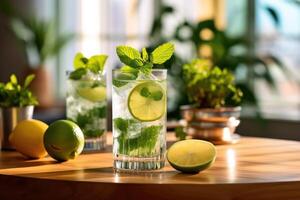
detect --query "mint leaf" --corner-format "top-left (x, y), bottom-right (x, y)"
top-left (73, 53), bottom-right (107, 74)
top-left (115, 42), bottom-right (174, 76)
top-left (73, 53), bottom-right (87, 69)
top-left (151, 42), bottom-right (175, 64)
top-left (90, 105), bottom-right (106, 118)
top-left (142, 47), bottom-right (148, 61)
top-left (73, 106), bottom-right (106, 137)
top-left (69, 68), bottom-right (87, 80)
top-left (114, 118), bottom-right (129, 133)
top-left (140, 62), bottom-right (153, 75)
top-left (112, 72), bottom-right (137, 87)
top-left (140, 87), bottom-right (151, 97)
top-left (116, 46), bottom-right (143, 68)
top-left (151, 91), bottom-right (163, 101)
top-left (85, 129), bottom-right (105, 137)
top-left (75, 113), bottom-right (90, 129)
top-left (121, 65), bottom-right (139, 77)
top-left (138, 125), bottom-right (162, 150)
top-left (23, 74), bottom-right (35, 88)
top-left (113, 117), bottom-right (162, 156)
top-left (125, 125), bottom-right (162, 156)
top-left (87, 55), bottom-right (108, 73)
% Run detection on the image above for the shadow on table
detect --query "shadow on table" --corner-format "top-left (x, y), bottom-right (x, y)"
top-left (12, 166), bottom-right (214, 184)
top-left (0, 152), bottom-right (57, 170)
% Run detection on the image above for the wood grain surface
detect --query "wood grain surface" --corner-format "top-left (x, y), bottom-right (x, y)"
top-left (1, 133), bottom-right (300, 200)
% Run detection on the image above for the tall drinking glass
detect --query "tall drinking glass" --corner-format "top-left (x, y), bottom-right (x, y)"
top-left (112, 69), bottom-right (167, 171)
top-left (66, 72), bottom-right (107, 151)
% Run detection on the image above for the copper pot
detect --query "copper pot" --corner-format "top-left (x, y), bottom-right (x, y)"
top-left (0, 106), bottom-right (34, 150)
top-left (181, 106), bottom-right (241, 144)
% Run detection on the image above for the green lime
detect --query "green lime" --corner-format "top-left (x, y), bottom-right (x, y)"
top-left (128, 81), bottom-right (166, 122)
top-left (167, 139), bottom-right (216, 173)
top-left (43, 120), bottom-right (84, 162)
top-left (77, 86), bottom-right (106, 102)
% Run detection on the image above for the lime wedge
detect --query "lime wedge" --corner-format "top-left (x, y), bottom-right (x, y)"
top-left (77, 86), bottom-right (106, 102)
top-left (167, 139), bottom-right (216, 173)
top-left (128, 81), bottom-right (166, 122)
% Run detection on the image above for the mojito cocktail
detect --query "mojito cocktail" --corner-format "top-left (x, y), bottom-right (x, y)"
top-left (112, 42), bottom-right (174, 171)
top-left (112, 69), bottom-right (167, 171)
top-left (66, 53), bottom-right (108, 151)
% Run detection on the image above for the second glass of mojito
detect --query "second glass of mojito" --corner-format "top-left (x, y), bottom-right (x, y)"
top-left (66, 53), bottom-right (108, 151)
top-left (112, 69), bottom-right (167, 171)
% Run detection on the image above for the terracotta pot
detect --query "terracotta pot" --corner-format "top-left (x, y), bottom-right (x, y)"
top-left (26, 67), bottom-right (54, 108)
top-left (181, 106), bottom-right (241, 144)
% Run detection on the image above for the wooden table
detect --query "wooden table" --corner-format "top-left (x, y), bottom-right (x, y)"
top-left (1, 134), bottom-right (300, 200)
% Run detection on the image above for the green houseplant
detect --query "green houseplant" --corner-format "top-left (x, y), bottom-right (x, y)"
top-left (0, 74), bottom-right (38, 149)
top-left (146, 1), bottom-right (287, 119)
top-left (180, 59), bottom-right (243, 144)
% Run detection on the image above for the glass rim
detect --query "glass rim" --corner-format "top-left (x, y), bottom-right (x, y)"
top-left (112, 69), bottom-right (167, 72)
top-left (65, 70), bottom-right (105, 77)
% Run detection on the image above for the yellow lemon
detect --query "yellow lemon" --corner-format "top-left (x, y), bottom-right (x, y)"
top-left (10, 119), bottom-right (48, 159)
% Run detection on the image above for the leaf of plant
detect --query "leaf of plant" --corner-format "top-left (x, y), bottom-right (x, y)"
top-left (5, 82), bottom-right (14, 90)
top-left (10, 74), bottom-right (18, 85)
top-left (116, 46), bottom-right (143, 68)
top-left (133, 125), bottom-right (162, 153)
top-left (88, 55), bottom-right (108, 73)
top-left (10, 19), bottom-right (33, 42)
top-left (121, 65), bottom-right (139, 77)
top-left (142, 47), bottom-right (148, 61)
top-left (76, 112), bottom-right (90, 129)
top-left (48, 33), bottom-right (74, 57)
top-left (24, 74), bottom-right (35, 88)
top-left (73, 53), bottom-right (87, 69)
top-left (175, 126), bottom-right (186, 140)
top-left (140, 87), bottom-right (151, 97)
top-left (90, 105), bottom-right (107, 118)
top-left (151, 42), bottom-right (174, 64)
top-left (84, 129), bottom-right (105, 137)
top-left (69, 68), bottom-right (87, 80)
top-left (151, 90), bottom-right (163, 101)
top-left (140, 62), bottom-right (153, 75)
top-left (114, 117), bottom-right (129, 133)
top-left (112, 71), bottom-right (137, 88)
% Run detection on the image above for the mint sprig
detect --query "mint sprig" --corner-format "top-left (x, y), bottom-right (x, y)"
top-left (69, 105), bottom-right (106, 137)
top-left (113, 117), bottom-right (162, 156)
top-left (70, 52), bottom-right (108, 80)
top-left (115, 42), bottom-right (175, 77)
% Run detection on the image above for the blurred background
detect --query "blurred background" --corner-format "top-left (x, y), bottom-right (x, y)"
top-left (0, 0), bottom-right (299, 139)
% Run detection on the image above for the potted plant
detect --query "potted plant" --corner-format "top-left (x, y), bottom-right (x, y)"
top-left (0, 74), bottom-right (38, 149)
top-left (180, 59), bottom-right (243, 144)
top-left (0, 1), bottom-right (73, 107)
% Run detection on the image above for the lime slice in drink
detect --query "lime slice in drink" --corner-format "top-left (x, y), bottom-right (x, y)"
top-left (77, 86), bottom-right (106, 102)
top-left (128, 81), bottom-right (166, 122)
top-left (167, 139), bottom-right (216, 173)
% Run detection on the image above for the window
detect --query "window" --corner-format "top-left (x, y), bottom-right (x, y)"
top-left (255, 0), bottom-right (300, 120)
